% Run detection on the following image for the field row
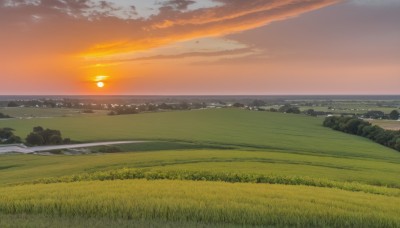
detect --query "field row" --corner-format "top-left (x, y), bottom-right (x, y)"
top-left (1, 180), bottom-right (400, 227)
top-left (25, 168), bottom-right (400, 197)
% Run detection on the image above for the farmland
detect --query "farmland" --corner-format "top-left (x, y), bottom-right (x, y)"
top-left (369, 119), bottom-right (400, 130)
top-left (1, 180), bottom-right (399, 227)
top-left (1, 108), bottom-right (400, 226)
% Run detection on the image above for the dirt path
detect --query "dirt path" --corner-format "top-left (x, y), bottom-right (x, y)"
top-left (0, 141), bottom-right (145, 154)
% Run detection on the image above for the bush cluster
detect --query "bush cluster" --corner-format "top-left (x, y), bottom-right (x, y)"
top-left (0, 112), bottom-right (12, 119)
top-left (323, 116), bottom-right (400, 151)
top-left (25, 126), bottom-right (71, 146)
top-left (0, 128), bottom-right (22, 144)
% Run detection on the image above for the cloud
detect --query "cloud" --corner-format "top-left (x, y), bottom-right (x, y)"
top-left (0, 0), bottom-right (340, 63)
top-left (350, 0), bottom-right (400, 6)
top-left (161, 0), bottom-right (197, 11)
top-left (106, 47), bottom-right (255, 64)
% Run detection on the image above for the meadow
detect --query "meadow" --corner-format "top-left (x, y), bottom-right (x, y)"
top-left (1, 108), bottom-right (400, 226)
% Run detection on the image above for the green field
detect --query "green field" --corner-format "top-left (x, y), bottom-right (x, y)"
top-left (5, 109), bottom-right (400, 159)
top-left (1, 108), bottom-right (400, 226)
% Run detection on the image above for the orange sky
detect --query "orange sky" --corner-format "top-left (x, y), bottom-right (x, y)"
top-left (1, 0), bottom-right (399, 95)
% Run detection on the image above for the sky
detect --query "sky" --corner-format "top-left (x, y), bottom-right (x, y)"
top-left (0, 0), bottom-right (399, 95)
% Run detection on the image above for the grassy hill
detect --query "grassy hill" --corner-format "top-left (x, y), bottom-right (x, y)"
top-left (1, 109), bottom-right (400, 226)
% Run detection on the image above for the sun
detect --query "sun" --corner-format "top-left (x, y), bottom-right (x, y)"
top-left (97, 81), bottom-right (105, 88)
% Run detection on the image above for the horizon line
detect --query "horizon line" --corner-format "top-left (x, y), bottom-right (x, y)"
top-left (1, 94), bottom-right (400, 97)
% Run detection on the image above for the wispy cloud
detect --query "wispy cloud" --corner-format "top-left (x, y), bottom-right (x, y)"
top-left (0, 0), bottom-right (340, 63)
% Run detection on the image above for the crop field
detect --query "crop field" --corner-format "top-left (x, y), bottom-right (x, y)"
top-left (369, 119), bottom-right (400, 130)
top-left (1, 108), bottom-right (400, 226)
top-left (1, 180), bottom-right (400, 227)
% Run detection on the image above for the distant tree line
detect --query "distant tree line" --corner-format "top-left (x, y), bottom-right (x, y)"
top-left (323, 116), bottom-right (400, 152)
top-left (108, 102), bottom-right (207, 116)
top-left (362, 110), bottom-right (399, 120)
top-left (303, 109), bottom-right (333, 117)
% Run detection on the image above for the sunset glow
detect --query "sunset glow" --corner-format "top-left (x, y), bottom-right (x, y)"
top-left (0, 0), bottom-right (399, 95)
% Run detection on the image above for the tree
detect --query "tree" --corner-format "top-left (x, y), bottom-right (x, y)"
top-left (363, 111), bottom-right (385, 119)
top-left (394, 137), bottom-right (400, 151)
top-left (40, 129), bottom-right (62, 144)
top-left (278, 104), bottom-right (300, 114)
top-left (232, 103), bottom-right (245, 108)
top-left (82, 109), bottom-right (94, 114)
top-left (343, 119), bottom-right (364, 135)
top-left (0, 112), bottom-right (12, 118)
top-left (304, 109), bottom-right (317, 117)
top-left (0, 128), bottom-right (21, 144)
top-left (389, 110), bottom-right (399, 120)
top-left (7, 101), bottom-right (19, 107)
top-left (33, 126), bottom-right (44, 133)
top-left (287, 107), bottom-right (301, 114)
top-left (25, 126), bottom-right (69, 146)
top-left (26, 133), bottom-right (44, 146)
top-left (323, 116), bottom-right (341, 129)
top-left (251, 100), bottom-right (266, 107)
top-left (49, 135), bottom-right (62, 145)
top-left (4, 135), bottom-right (22, 144)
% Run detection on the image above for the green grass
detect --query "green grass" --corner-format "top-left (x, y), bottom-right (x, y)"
top-left (0, 180), bottom-right (399, 227)
top-left (4, 109), bottom-right (400, 160)
top-left (90, 141), bottom-right (233, 153)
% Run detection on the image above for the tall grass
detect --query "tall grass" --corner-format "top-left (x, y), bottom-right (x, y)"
top-left (25, 168), bottom-right (400, 197)
top-left (1, 180), bottom-right (399, 227)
